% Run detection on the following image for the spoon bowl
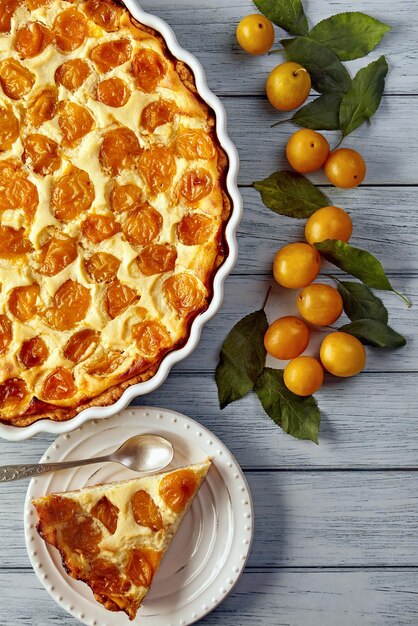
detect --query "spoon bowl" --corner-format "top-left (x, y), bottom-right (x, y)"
top-left (110, 434), bottom-right (174, 473)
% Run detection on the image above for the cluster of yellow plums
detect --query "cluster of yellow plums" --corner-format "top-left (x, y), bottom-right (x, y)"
top-left (236, 14), bottom-right (368, 396)
top-left (263, 207), bottom-right (366, 397)
top-left (236, 14), bottom-right (367, 189)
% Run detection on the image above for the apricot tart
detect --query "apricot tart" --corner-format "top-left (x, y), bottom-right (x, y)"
top-left (0, 0), bottom-right (230, 426)
top-left (32, 459), bottom-right (212, 620)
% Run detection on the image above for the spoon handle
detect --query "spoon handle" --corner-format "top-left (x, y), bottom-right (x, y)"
top-left (0, 456), bottom-right (112, 482)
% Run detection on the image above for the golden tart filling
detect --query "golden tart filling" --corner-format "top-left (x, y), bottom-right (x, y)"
top-left (0, 0), bottom-right (230, 426)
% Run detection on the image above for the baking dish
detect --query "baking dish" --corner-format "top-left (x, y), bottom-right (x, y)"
top-left (0, 0), bottom-right (241, 441)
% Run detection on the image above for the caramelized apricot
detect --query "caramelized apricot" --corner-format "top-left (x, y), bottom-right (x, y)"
top-left (26, 86), bottom-right (58, 128)
top-left (0, 315), bottom-right (12, 355)
top-left (0, 377), bottom-right (28, 412)
top-left (131, 490), bottom-right (163, 531)
top-left (0, 58), bottom-right (35, 99)
top-left (159, 468), bottom-right (198, 513)
top-left (132, 320), bottom-right (170, 358)
top-left (122, 206), bottom-right (162, 247)
top-left (106, 280), bottom-right (138, 319)
top-left (140, 100), bottom-right (177, 133)
top-left (19, 336), bottom-right (48, 368)
top-left (35, 495), bottom-right (81, 526)
top-left (2, 175), bottom-right (39, 218)
top-left (54, 8), bottom-right (87, 52)
top-left (61, 516), bottom-right (101, 557)
top-left (177, 213), bottom-right (214, 246)
top-left (87, 350), bottom-right (124, 375)
top-left (64, 329), bottom-right (99, 363)
top-left (90, 39), bottom-right (132, 73)
top-left (96, 77), bottom-right (130, 107)
top-left (135, 243), bottom-right (177, 276)
top-left (58, 101), bottom-right (94, 147)
top-left (8, 284), bottom-right (39, 322)
top-left (109, 182), bottom-right (143, 214)
top-left (85, 252), bottom-right (121, 283)
top-left (175, 129), bottom-right (215, 160)
top-left (90, 559), bottom-right (129, 596)
top-left (91, 496), bottom-right (119, 534)
top-left (14, 22), bottom-right (51, 58)
top-left (164, 273), bottom-right (205, 315)
top-left (23, 134), bottom-right (60, 176)
top-left (84, 0), bottom-right (121, 32)
top-left (0, 0), bottom-right (21, 34)
top-left (0, 226), bottom-right (33, 258)
top-left (55, 59), bottom-right (91, 91)
top-left (137, 145), bottom-right (176, 195)
top-left (81, 213), bottom-right (121, 243)
top-left (38, 235), bottom-right (77, 276)
top-left (0, 105), bottom-right (19, 151)
top-left (43, 280), bottom-right (91, 331)
top-left (0, 158), bottom-right (20, 184)
top-left (51, 168), bottom-right (95, 221)
top-left (126, 547), bottom-right (161, 588)
top-left (42, 366), bottom-right (75, 400)
top-left (100, 127), bottom-right (141, 175)
top-left (180, 168), bottom-right (214, 204)
top-left (131, 49), bottom-right (165, 93)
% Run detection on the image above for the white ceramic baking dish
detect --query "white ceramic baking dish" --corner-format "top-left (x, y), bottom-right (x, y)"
top-left (0, 0), bottom-right (242, 441)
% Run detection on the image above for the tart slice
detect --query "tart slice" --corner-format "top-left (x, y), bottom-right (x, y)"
top-left (32, 459), bottom-right (212, 620)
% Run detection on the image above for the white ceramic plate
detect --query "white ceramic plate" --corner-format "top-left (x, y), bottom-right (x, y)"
top-left (24, 407), bottom-right (253, 626)
top-left (0, 0), bottom-right (242, 441)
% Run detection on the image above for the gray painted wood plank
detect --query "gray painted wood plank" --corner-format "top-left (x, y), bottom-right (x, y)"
top-left (224, 95), bottom-right (418, 185)
top-left (4, 472), bottom-right (418, 569)
top-left (135, 371), bottom-right (418, 469)
top-left (0, 371), bottom-right (416, 470)
top-left (140, 0), bottom-right (418, 97)
top-left (1, 568), bottom-right (418, 626)
top-left (235, 187), bottom-right (418, 274)
top-left (143, 373), bottom-right (418, 469)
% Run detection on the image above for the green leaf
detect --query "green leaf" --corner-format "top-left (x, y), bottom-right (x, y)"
top-left (291, 93), bottom-right (342, 130)
top-left (253, 171), bottom-right (329, 218)
top-left (337, 281), bottom-right (388, 323)
top-left (255, 368), bottom-right (320, 443)
top-left (315, 239), bottom-right (393, 291)
top-left (339, 56), bottom-right (388, 137)
top-left (215, 309), bottom-right (268, 409)
top-left (309, 12), bottom-right (391, 61)
top-left (339, 319), bottom-right (406, 348)
top-left (253, 0), bottom-right (309, 36)
top-left (282, 37), bottom-right (352, 94)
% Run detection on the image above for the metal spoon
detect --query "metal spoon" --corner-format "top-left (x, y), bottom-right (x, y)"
top-left (0, 434), bottom-right (174, 482)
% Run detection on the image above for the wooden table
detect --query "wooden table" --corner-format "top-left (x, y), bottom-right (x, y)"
top-left (1, 0), bottom-right (418, 624)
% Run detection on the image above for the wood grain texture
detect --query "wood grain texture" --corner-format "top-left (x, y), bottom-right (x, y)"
top-left (4, 472), bottom-right (418, 569)
top-left (0, 371), bottom-right (416, 472)
top-left (223, 96), bottom-right (418, 185)
top-left (140, 0), bottom-right (418, 96)
top-left (1, 568), bottom-right (418, 626)
top-left (0, 0), bottom-right (417, 624)
top-left (235, 187), bottom-right (418, 274)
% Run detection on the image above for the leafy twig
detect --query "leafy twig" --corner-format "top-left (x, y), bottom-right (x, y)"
top-left (262, 286), bottom-right (272, 309)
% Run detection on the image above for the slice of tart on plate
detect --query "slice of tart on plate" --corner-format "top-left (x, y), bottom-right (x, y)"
top-left (32, 459), bottom-right (211, 620)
